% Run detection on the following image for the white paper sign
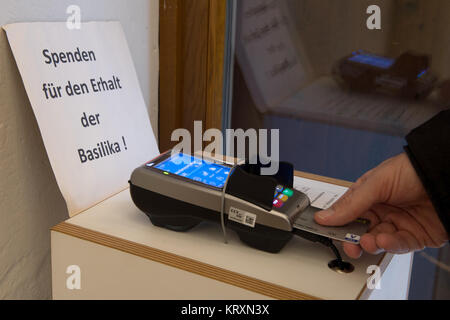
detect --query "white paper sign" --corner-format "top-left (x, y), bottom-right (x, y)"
top-left (3, 22), bottom-right (159, 216)
top-left (235, 0), bottom-right (310, 112)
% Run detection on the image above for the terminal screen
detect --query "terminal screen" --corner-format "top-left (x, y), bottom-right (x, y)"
top-left (152, 153), bottom-right (231, 188)
top-left (348, 53), bottom-right (395, 69)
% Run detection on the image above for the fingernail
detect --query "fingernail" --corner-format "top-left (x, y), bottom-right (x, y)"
top-left (316, 209), bottom-right (335, 220)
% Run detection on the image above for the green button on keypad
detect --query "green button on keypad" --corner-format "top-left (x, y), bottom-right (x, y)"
top-left (282, 188), bottom-right (294, 197)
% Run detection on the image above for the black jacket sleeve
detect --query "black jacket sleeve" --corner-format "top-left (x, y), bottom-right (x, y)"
top-left (404, 110), bottom-right (450, 236)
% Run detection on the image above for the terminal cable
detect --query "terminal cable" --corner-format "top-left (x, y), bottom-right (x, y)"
top-left (293, 228), bottom-right (343, 263)
top-left (220, 163), bottom-right (239, 244)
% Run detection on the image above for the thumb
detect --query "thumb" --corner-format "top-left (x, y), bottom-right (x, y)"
top-left (314, 174), bottom-right (382, 226)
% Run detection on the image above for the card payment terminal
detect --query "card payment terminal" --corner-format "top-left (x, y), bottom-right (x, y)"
top-left (129, 151), bottom-right (367, 264)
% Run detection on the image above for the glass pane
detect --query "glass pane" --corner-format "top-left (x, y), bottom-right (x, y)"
top-left (228, 0), bottom-right (449, 299)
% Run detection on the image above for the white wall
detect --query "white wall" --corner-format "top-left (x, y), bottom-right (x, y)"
top-left (0, 0), bottom-right (159, 299)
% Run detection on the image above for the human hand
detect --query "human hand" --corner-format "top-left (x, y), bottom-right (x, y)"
top-left (314, 153), bottom-right (448, 259)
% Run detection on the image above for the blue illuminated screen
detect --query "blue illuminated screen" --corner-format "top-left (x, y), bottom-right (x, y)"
top-left (153, 153), bottom-right (231, 188)
top-left (348, 53), bottom-right (395, 69)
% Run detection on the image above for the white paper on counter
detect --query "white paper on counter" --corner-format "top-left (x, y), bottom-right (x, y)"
top-left (3, 22), bottom-right (159, 216)
top-left (294, 176), bottom-right (348, 210)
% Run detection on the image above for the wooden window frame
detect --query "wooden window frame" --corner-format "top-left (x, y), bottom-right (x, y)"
top-left (159, 0), bottom-right (227, 152)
